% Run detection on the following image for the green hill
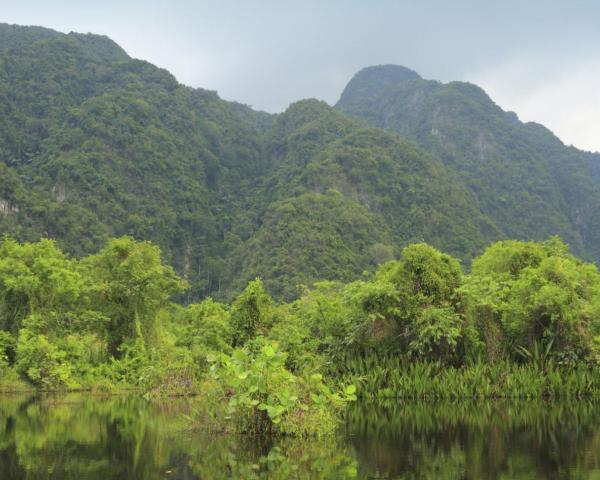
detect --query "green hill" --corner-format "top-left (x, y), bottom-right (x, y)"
top-left (227, 99), bottom-right (497, 298)
top-left (0, 23), bottom-right (266, 297)
top-left (336, 64), bottom-right (600, 262)
top-left (2, 26), bottom-right (600, 300)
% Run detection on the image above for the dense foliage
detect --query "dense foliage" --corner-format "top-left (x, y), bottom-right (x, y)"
top-left (337, 64), bottom-right (600, 263)
top-left (231, 100), bottom-right (496, 298)
top-left (4, 25), bottom-right (600, 303)
top-left (0, 23), bottom-right (266, 300)
top-left (2, 235), bottom-right (600, 435)
top-left (3, 24), bottom-right (600, 438)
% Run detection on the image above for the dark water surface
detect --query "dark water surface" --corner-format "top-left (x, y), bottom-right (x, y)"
top-left (1, 394), bottom-right (600, 479)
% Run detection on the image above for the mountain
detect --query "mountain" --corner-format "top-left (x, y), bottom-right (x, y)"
top-left (336, 64), bottom-right (600, 262)
top-left (0, 23), bottom-right (266, 297)
top-left (227, 99), bottom-right (497, 298)
top-left (584, 151), bottom-right (600, 186)
top-left (2, 25), bottom-right (600, 300)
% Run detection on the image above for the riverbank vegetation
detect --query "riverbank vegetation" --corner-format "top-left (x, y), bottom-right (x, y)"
top-left (2, 234), bottom-right (600, 434)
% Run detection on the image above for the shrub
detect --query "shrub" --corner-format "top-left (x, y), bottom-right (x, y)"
top-left (465, 238), bottom-right (600, 364)
top-left (16, 329), bottom-right (76, 389)
top-left (206, 341), bottom-right (355, 436)
top-left (0, 330), bottom-right (16, 364)
top-left (175, 298), bottom-right (232, 370)
top-left (409, 306), bottom-right (466, 363)
top-left (229, 279), bottom-right (273, 346)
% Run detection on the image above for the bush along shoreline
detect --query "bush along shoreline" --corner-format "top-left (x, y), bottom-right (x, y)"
top-left (2, 235), bottom-right (600, 434)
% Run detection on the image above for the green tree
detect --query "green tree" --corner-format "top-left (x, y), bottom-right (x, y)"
top-left (465, 238), bottom-right (600, 363)
top-left (348, 243), bottom-right (475, 363)
top-left (230, 279), bottom-right (273, 346)
top-left (175, 298), bottom-right (232, 369)
top-left (0, 237), bottom-right (85, 335)
top-left (85, 236), bottom-right (185, 357)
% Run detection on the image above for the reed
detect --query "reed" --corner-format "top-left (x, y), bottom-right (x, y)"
top-left (337, 356), bottom-right (600, 399)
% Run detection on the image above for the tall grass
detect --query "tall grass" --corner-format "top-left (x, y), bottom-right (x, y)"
top-left (335, 355), bottom-right (600, 399)
top-left (0, 365), bottom-right (33, 392)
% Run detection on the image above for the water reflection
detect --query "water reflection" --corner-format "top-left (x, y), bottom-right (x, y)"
top-left (346, 400), bottom-right (600, 479)
top-left (0, 394), bottom-right (356, 479)
top-left (2, 394), bottom-right (600, 479)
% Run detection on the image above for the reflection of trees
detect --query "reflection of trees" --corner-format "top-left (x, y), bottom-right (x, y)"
top-left (3, 396), bottom-right (600, 479)
top-left (0, 395), bottom-right (358, 480)
top-left (0, 394), bottom-right (177, 479)
top-left (346, 400), bottom-right (600, 479)
top-left (0, 396), bottom-right (28, 479)
top-left (171, 435), bottom-right (358, 480)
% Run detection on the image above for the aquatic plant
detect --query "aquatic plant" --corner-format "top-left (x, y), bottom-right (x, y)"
top-left (204, 340), bottom-right (356, 436)
top-left (339, 355), bottom-right (600, 399)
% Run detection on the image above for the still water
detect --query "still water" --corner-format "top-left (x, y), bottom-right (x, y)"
top-left (1, 394), bottom-right (600, 479)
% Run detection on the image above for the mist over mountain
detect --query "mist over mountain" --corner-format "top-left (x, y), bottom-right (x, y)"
top-left (1, 24), bottom-right (599, 300)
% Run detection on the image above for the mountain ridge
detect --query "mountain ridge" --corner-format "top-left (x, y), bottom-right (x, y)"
top-left (1, 24), bottom-right (600, 300)
top-left (336, 64), bottom-right (600, 262)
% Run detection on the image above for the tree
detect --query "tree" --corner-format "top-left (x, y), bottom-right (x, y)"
top-left (230, 279), bottom-right (273, 346)
top-left (0, 236), bottom-right (85, 335)
top-left (347, 243), bottom-right (475, 363)
top-left (175, 298), bottom-right (232, 366)
top-left (465, 238), bottom-right (600, 363)
top-left (85, 236), bottom-right (185, 357)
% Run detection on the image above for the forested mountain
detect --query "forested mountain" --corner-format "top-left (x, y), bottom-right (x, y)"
top-left (0, 23), bottom-right (267, 298)
top-left (228, 99), bottom-right (497, 298)
top-left (336, 64), bottom-right (600, 261)
top-left (1, 24), bottom-right (599, 300)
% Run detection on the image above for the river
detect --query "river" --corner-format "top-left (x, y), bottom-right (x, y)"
top-left (1, 394), bottom-right (599, 479)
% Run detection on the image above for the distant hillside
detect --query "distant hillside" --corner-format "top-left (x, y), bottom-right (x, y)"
top-left (337, 64), bottom-right (600, 262)
top-left (2, 25), bottom-right (600, 300)
top-left (227, 99), bottom-right (498, 298)
top-left (0, 23), bottom-right (267, 298)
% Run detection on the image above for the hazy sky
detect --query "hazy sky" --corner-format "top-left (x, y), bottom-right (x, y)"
top-left (3, 0), bottom-right (600, 152)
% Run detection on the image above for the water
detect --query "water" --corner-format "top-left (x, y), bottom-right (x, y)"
top-left (1, 394), bottom-right (600, 479)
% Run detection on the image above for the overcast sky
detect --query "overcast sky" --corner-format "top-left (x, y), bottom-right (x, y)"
top-left (3, 0), bottom-right (600, 152)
